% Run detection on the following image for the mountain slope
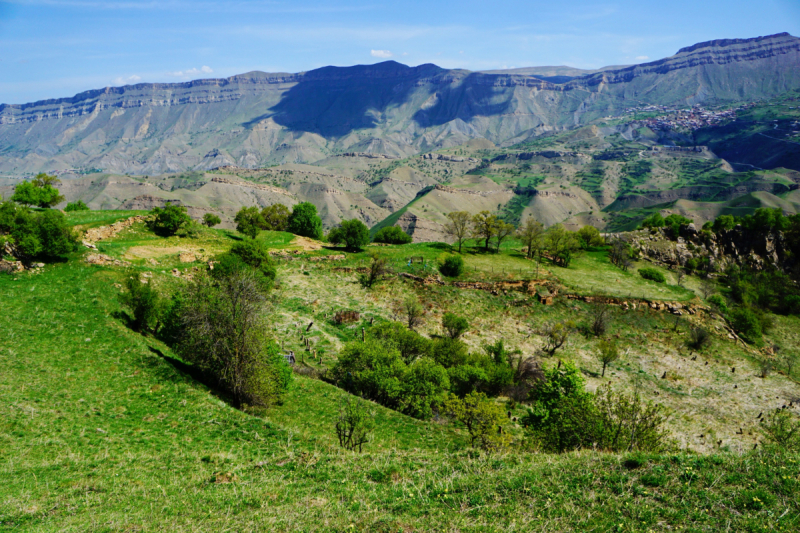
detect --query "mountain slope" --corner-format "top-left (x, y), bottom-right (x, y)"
top-left (1, 33), bottom-right (799, 176)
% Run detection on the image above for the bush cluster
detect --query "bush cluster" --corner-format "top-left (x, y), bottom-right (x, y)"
top-left (328, 219), bottom-right (370, 251)
top-left (522, 363), bottom-right (670, 453)
top-left (331, 320), bottom-right (516, 419)
top-left (438, 254), bottom-right (464, 277)
top-left (638, 267), bottom-right (666, 283)
top-left (0, 200), bottom-right (79, 262)
top-left (372, 226), bottom-right (412, 244)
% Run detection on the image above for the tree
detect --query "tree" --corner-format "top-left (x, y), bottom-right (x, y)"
top-left (328, 219), bottom-right (370, 251)
top-left (202, 213), bottom-right (221, 227)
top-left (640, 213), bottom-right (665, 229)
top-left (11, 173), bottom-right (64, 208)
top-left (149, 202), bottom-right (191, 237)
top-left (545, 224), bottom-right (580, 267)
top-left (597, 339), bottom-right (619, 377)
top-left (493, 220), bottom-right (515, 252)
top-left (442, 313), bottom-right (469, 339)
top-left (373, 226), bottom-right (412, 244)
top-left (1, 207), bottom-right (79, 261)
top-left (445, 211), bottom-right (471, 253)
top-left (358, 252), bottom-right (388, 289)
top-left (287, 202), bottom-right (323, 240)
top-left (516, 218), bottom-right (545, 260)
top-left (593, 385), bottom-right (671, 452)
top-left (261, 203), bottom-right (289, 231)
top-left (173, 268), bottom-right (291, 408)
top-left (398, 297), bottom-right (425, 330)
top-left (64, 200), bottom-right (89, 212)
top-left (542, 321), bottom-right (572, 356)
top-left (608, 240), bottom-right (632, 271)
top-left (700, 279), bottom-right (716, 299)
top-left (577, 225), bottom-right (604, 249)
top-left (234, 206), bottom-right (265, 239)
top-left (779, 351), bottom-right (798, 377)
top-left (712, 214), bottom-right (736, 232)
top-left (589, 299), bottom-right (612, 337)
top-left (444, 392), bottom-right (510, 450)
top-left (471, 211), bottom-right (499, 252)
top-left (335, 396), bottom-right (374, 452)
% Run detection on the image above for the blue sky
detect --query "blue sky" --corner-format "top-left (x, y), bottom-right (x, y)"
top-left (0, 0), bottom-right (798, 104)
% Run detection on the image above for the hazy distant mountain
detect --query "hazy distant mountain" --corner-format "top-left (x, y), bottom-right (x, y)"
top-left (0, 32), bottom-right (798, 176)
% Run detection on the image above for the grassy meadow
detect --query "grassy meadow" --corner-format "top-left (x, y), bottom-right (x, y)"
top-left (1, 212), bottom-right (799, 531)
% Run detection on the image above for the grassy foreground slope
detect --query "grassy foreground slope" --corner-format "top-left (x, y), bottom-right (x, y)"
top-left (1, 231), bottom-right (799, 530)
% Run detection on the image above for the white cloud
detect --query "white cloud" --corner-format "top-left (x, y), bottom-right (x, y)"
top-left (167, 66), bottom-right (214, 78)
top-left (111, 74), bottom-right (141, 85)
top-left (635, 55), bottom-right (649, 60)
top-left (370, 49), bottom-right (392, 59)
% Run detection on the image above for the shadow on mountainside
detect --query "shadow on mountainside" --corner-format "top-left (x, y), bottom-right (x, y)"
top-left (260, 62), bottom-right (518, 137)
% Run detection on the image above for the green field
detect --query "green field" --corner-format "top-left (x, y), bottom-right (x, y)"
top-left (1, 212), bottom-right (800, 531)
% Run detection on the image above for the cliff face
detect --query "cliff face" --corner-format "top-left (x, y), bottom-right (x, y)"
top-left (0, 34), bottom-right (798, 175)
top-left (623, 224), bottom-right (796, 272)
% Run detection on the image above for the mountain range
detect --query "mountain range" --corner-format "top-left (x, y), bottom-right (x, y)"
top-left (1, 32), bottom-right (799, 176)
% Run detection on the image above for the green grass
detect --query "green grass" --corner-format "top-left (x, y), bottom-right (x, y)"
top-left (1, 245), bottom-right (800, 530)
top-left (267, 376), bottom-right (466, 451)
top-left (66, 209), bottom-right (147, 229)
top-left (550, 251), bottom-right (696, 301)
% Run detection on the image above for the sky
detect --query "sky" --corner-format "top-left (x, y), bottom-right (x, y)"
top-left (0, 0), bottom-right (798, 105)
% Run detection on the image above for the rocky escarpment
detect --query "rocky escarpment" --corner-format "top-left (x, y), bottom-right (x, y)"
top-left (619, 224), bottom-right (795, 272)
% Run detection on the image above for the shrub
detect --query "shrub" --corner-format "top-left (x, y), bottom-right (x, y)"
top-left (542, 321), bottom-right (572, 356)
top-left (597, 339), bottom-right (619, 377)
top-left (213, 240), bottom-right (276, 292)
top-left (287, 202), bottom-right (323, 240)
top-left (335, 396), bottom-right (374, 453)
top-left (759, 411), bottom-right (800, 451)
top-left (444, 392), bottom-right (510, 450)
top-left (640, 213), bottom-right (664, 229)
top-left (149, 202), bottom-right (191, 237)
top-left (369, 322), bottom-right (432, 364)
top-left (119, 272), bottom-right (165, 333)
top-left (64, 200), bottom-right (89, 212)
top-left (438, 254), bottom-right (464, 277)
top-left (687, 327), bottom-right (712, 351)
top-left (638, 267), bottom-right (666, 283)
top-left (663, 214), bottom-right (691, 238)
top-left (0, 204), bottom-right (79, 261)
top-left (397, 297), bottom-right (425, 330)
top-left (173, 268), bottom-right (291, 408)
top-left (592, 384), bottom-right (671, 452)
top-left (358, 253), bottom-right (388, 289)
top-left (202, 213), bottom-right (221, 227)
top-left (442, 313), bottom-right (469, 339)
top-left (707, 294), bottom-right (729, 314)
top-left (328, 219), bottom-right (370, 251)
top-left (373, 226), bottom-right (412, 244)
top-left (589, 300), bottom-right (612, 337)
top-left (712, 214), bottom-right (736, 232)
top-left (729, 306), bottom-right (762, 343)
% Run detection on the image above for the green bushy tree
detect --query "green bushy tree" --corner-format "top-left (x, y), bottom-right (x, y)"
top-left (335, 396), bottom-right (374, 453)
top-left (438, 254), bottom-right (464, 277)
top-left (328, 219), bottom-right (370, 251)
top-left (261, 203), bottom-right (289, 231)
top-left (444, 392), bottom-right (510, 450)
top-left (442, 313), bottom-right (469, 339)
top-left (64, 200), bottom-right (89, 212)
top-left (373, 226), bottom-right (412, 244)
top-left (149, 202), bottom-right (191, 237)
top-left (0, 202), bottom-right (79, 261)
top-left (577, 225), bottom-right (604, 249)
top-left (12, 173), bottom-right (64, 208)
top-left (638, 267), bottom-right (666, 283)
top-left (287, 202), bottom-right (323, 240)
top-left (202, 213), bottom-right (221, 227)
top-left (119, 272), bottom-right (165, 333)
top-left (234, 206), bottom-right (265, 238)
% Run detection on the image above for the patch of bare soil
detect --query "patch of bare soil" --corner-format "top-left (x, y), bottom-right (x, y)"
top-left (290, 236), bottom-right (324, 251)
top-left (123, 245), bottom-right (209, 261)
